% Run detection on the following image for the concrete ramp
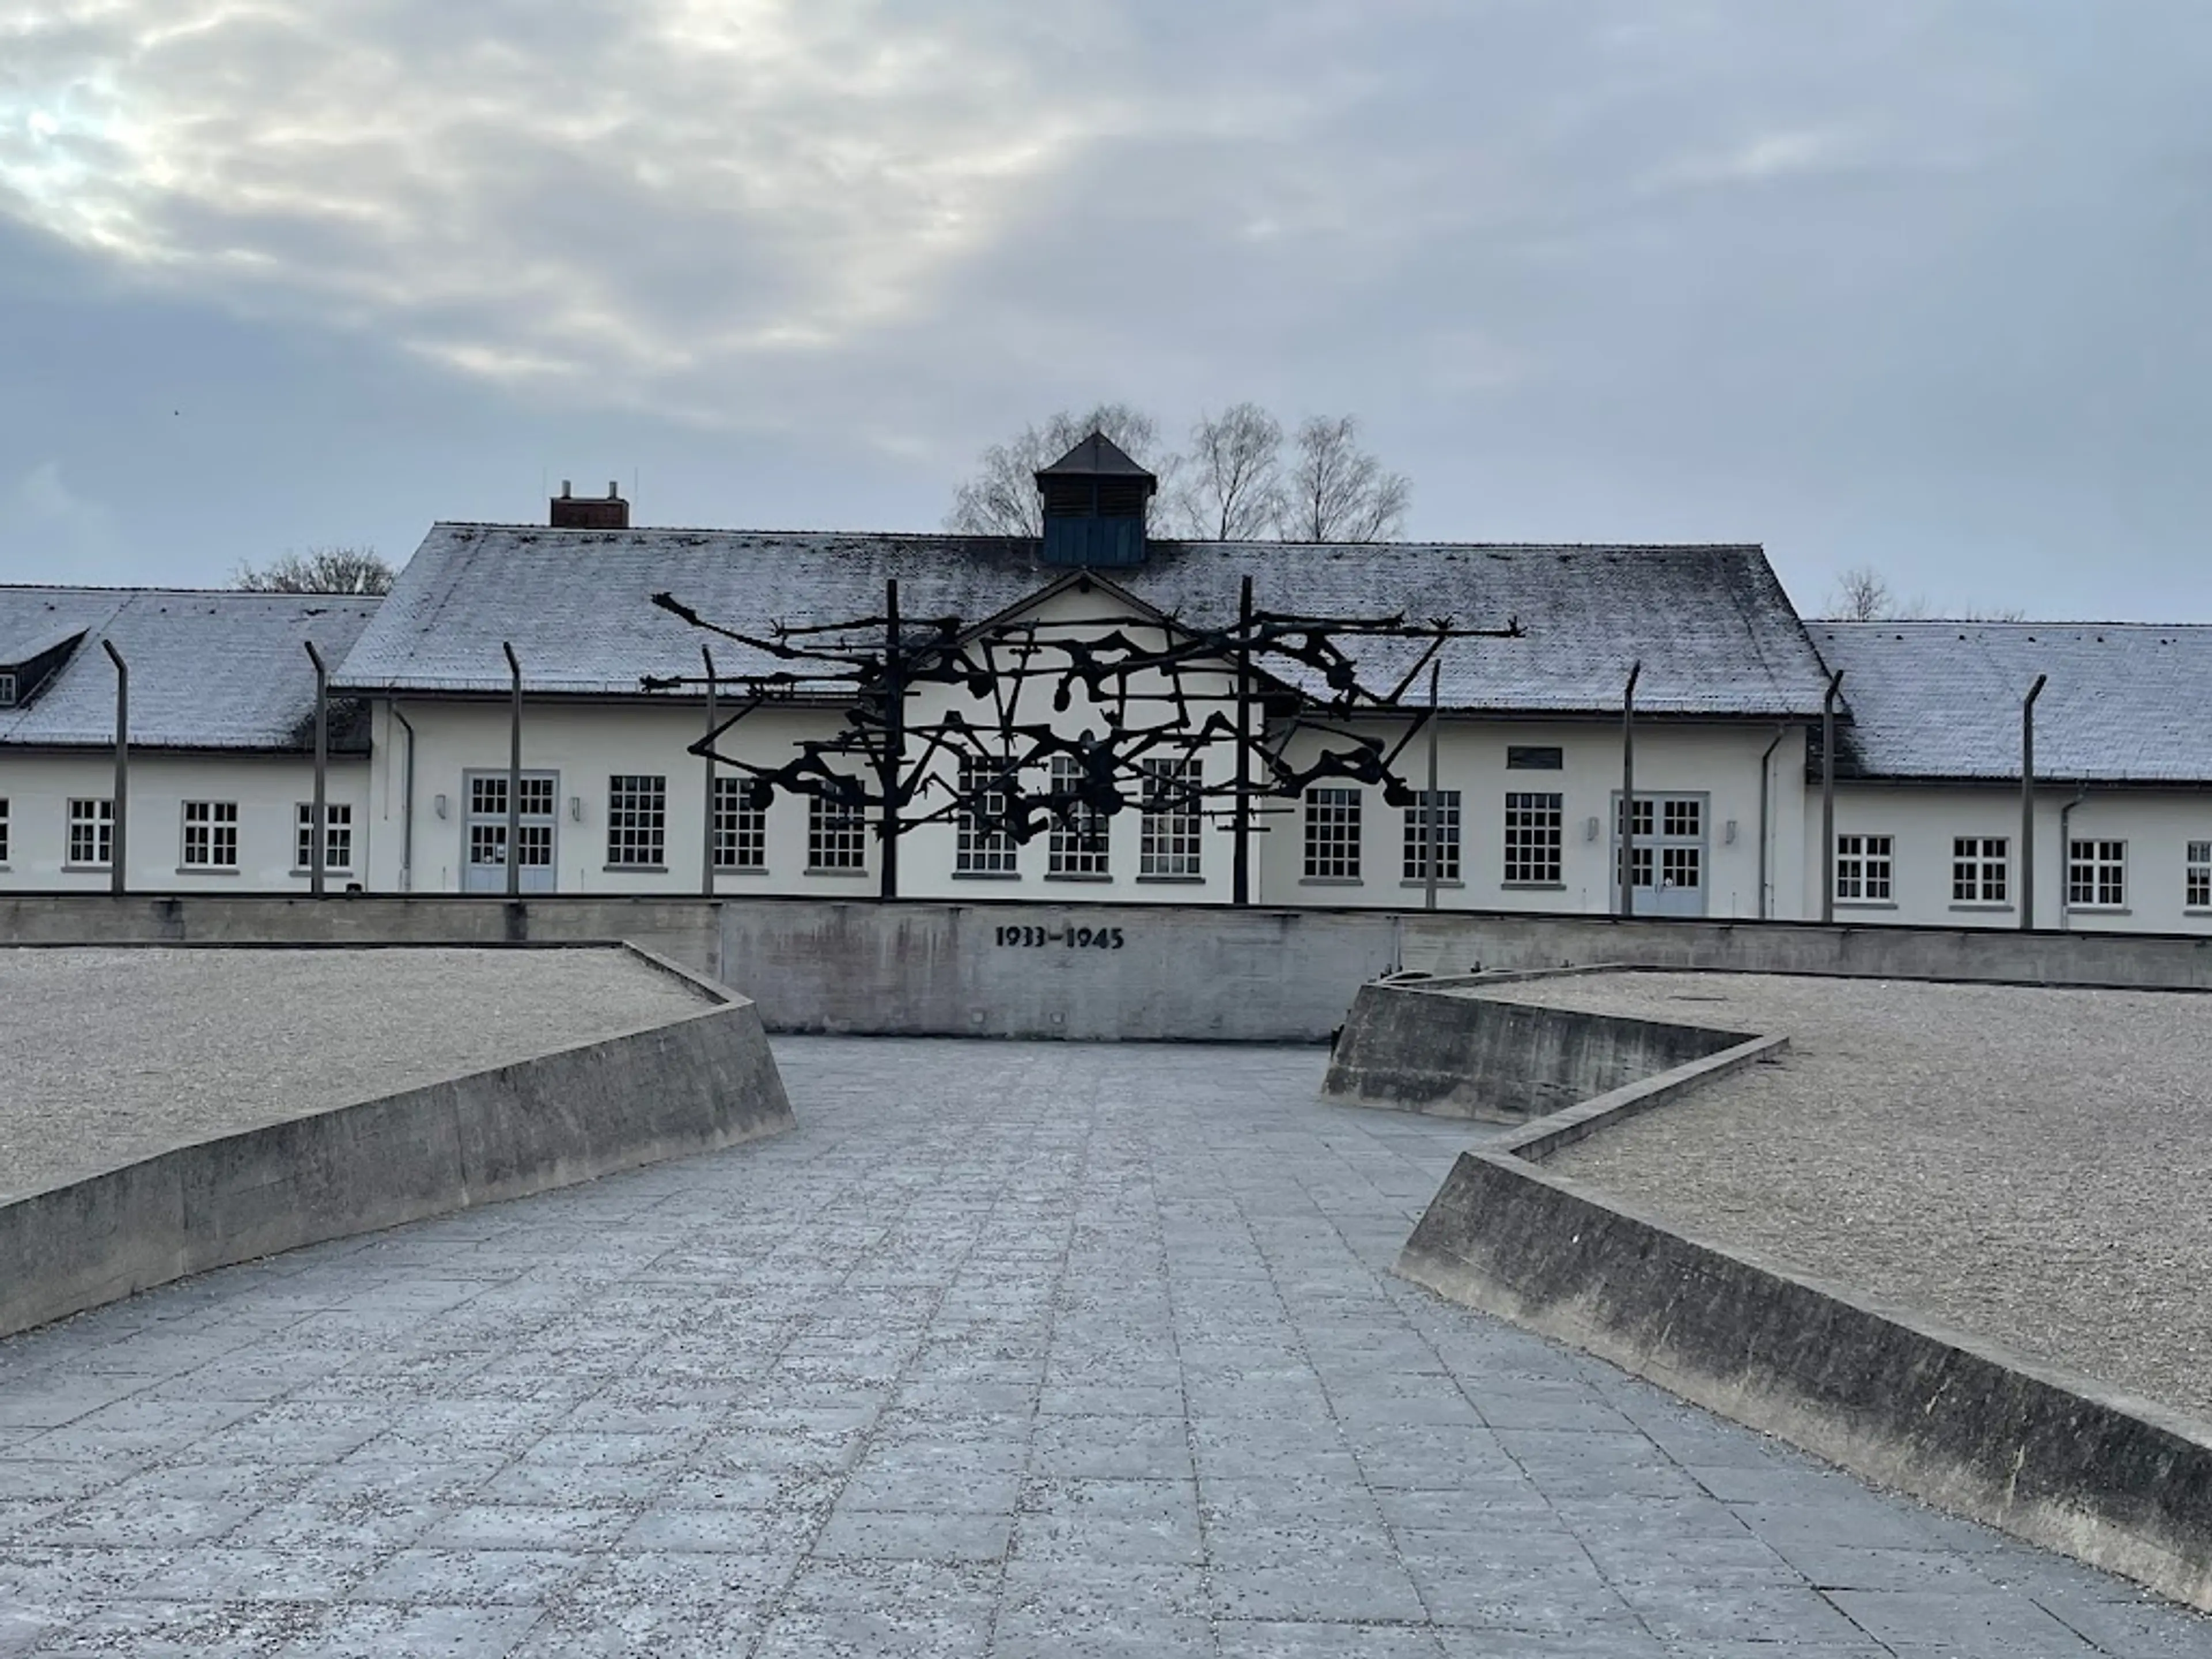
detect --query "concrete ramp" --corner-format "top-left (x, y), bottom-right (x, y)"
top-left (0, 945), bottom-right (794, 1339)
top-left (1324, 975), bottom-right (1753, 1120)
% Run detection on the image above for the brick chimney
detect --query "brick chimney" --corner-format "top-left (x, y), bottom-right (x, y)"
top-left (550, 479), bottom-right (630, 530)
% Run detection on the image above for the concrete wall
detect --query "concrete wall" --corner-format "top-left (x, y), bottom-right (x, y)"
top-left (7, 893), bottom-right (2212, 1041)
top-left (1322, 980), bottom-right (1752, 1120)
top-left (0, 966), bottom-right (793, 1340)
top-left (0, 752), bottom-right (369, 892)
top-left (1399, 1147), bottom-right (2212, 1611)
top-left (1809, 782), bottom-right (2212, 935)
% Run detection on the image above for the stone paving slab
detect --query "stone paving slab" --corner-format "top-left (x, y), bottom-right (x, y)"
top-left (0, 1037), bottom-right (2207, 1656)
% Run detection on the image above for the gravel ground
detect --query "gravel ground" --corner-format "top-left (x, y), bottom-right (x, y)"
top-left (1491, 971), bottom-right (2212, 1426)
top-left (0, 946), bottom-right (715, 1201)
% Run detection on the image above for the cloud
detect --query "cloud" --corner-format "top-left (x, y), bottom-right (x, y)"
top-left (0, 460), bottom-right (120, 576)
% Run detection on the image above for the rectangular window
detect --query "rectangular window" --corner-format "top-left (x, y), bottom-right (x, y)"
top-left (1403, 790), bottom-right (1463, 884)
top-left (1506, 745), bottom-right (1563, 771)
top-left (2190, 841), bottom-right (2212, 910)
top-left (1951, 836), bottom-right (2008, 904)
top-left (2069, 839), bottom-right (2126, 908)
top-left (1139, 757), bottom-right (1203, 878)
top-left (713, 776), bottom-right (767, 870)
top-left (1048, 753), bottom-right (1110, 877)
top-left (295, 803), bottom-right (355, 872)
top-left (808, 793), bottom-right (868, 872)
top-left (181, 801), bottom-right (240, 870)
top-left (0, 672), bottom-right (15, 708)
top-left (0, 797), bottom-right (8, 863)
top-left (956, 755), bottom-right (1019, 875)
top-left (1835, 834), bottom-right (1893, 902)
top-left (606, 775), bottom-right (667, 867)
top-left (1303, 787), bottom-right (1362, 881)
top-left (1499, 791), bottom-right (1559, 885)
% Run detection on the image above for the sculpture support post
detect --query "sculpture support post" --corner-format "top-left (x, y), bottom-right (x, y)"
top-left (703, 646), bottom-right (719, 899)
top-left (1232, 575), bottom-right (1254, 907)
top-left (880, 579), bottom-right (902, 902)
top-left (1423, 662), bottom-right (1441, 913)
top-left (1820, 669), bottom-right (1844, 925)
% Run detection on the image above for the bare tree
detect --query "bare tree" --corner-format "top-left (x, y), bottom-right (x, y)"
top-left (946, 404), bottom-right (1171, 537)
top-left (232, 547), bottom-right (395, 596)
top-left (1278, 416), bottom-right (1411, 542)
top-left (1825, 566), bottom-right (1895, 621)
top-left (1167, 403), bottom-right (1285, 540)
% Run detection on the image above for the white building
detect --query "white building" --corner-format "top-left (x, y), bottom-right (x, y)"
top-left (0, 589), bottom-right (379, 891)
top-left (331, 442), bottom-right (1833, 916)
top-left (1809, 621), bottom-right (2212, 934)
top-left (5, 444), bottom-right (2207, 938)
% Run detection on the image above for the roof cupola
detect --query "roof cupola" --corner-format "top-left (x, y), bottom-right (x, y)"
top-left (1035, 432), bottom-right (1157, 567)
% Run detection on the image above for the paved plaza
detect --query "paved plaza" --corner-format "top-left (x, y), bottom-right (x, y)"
top-left (2, 1038), bottom-right (2207, 1657)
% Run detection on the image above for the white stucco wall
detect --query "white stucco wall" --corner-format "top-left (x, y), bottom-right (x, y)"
top-left (1806, 783), bottom-right (2212, 934)
top-left (0, 752), bottom-right (369, 891)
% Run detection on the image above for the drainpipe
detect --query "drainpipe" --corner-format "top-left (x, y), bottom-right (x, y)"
top-left (502, 641), bottom-right (523, 900)
top-left (2020, 674), bottom-right (2047, 930)
top-left (2058, 785), bottom-right (2089, 931)
top-left (304, 642), bottom-right (329, 898)
top-left (102, 641), bottom-right (128, 896)
top-left (391, 703), bottom-right (418, 894)
top-left (1755, 725), bottom-right (1786, 921)
top-left (702, 646), bottom-right (718, 899)
top-left (1618, 660), bottom-right (1641, 919)
top-left (1820, 670), bottom-right (1845, 925)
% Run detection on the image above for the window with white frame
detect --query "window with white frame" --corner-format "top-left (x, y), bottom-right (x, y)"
top-left (713, 775), bottom-right (767, 870)
top-left (0, 797), bottom-right (8, 863)
top-left (1139, 757), bottom-right (1203, 878)
top-left (956, 755), bottom-right (1019, 875)
top-left (1303, 787), bottom-right (1362, 881)
top-left (2190, 842), bottom-right (2212, 910)
top-left (0, 672), bottom-right (15, 708)
top-left (808, 792), bottom-right (868, 871)
top-left (1951, 836), bottom-right (2008, 903)
top-left (296, 802), bottom-right (354, 871)
top-left (1501, 792), bottom-right (1561, 885)
top-left (607, 775), bottom-right (667, 867)
top-left (1835, 834), bottom-right (1893, 902)
top-left (181, 801), bottom-right (239, 870)
top-left (1047, 753), bottom-right (1109, 877)
top-left (2069, 839), bottom-right (2126, 908)
top-left (1394, 790), bottom-right (1458, 883)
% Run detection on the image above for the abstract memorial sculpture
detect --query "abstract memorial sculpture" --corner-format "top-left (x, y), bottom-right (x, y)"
top-left (643, 575), bottom-right (1522, 902)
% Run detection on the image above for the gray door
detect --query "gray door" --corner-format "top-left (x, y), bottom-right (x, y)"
top-left (463, 770), bottom-right (559, 894)
top-left (1612, 793), bottom-right (1708, 918)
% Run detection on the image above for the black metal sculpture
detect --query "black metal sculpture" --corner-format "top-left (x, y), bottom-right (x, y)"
top-left (642, 575), bottom-right (1521, 903)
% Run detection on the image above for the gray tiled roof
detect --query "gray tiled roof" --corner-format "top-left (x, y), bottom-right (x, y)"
top-left (1812, 621), bottom-right (2212, 785)
top-left (339, 525), bottom-right (1835, 718)
top-left (0, 588), bottom-right (381, 752)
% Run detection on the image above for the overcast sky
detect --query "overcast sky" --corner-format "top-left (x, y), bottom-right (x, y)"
top-left (3, 1), bottom-right (2209, 619)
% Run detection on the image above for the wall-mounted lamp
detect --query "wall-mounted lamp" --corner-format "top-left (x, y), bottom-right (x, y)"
top-left (1584, 815), bottom-right (1601, 842)
top-left (433, 793), bottom-right (448, 820)
top-left (1724, 819), bottom-right (1739, 845)
top-left (566, 796), bottom-right (580, 822)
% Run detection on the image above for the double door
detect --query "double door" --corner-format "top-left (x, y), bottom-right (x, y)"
top-left (1612, 792), bottom-right (1708, 917)
top-left (463, 770), bottom-right (559, 893)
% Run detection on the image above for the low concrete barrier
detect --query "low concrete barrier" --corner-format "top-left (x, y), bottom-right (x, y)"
top-left (1398, 1078), bottom-right (2212, 1611)
top-left (0, 950), bottom-right (794, 1340)
top-left (1323, 976), bottom-right (1755, 1120)
top-left (6, 892), bottom-right (2212, 1041)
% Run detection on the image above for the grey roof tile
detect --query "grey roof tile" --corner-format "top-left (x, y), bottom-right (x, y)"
top-left (1813, 620), bottom-right (2212, 784)
top-left (337, 525), bottom-right (1835, 718)
top-left (0, 588), bottom-right (382, 752)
